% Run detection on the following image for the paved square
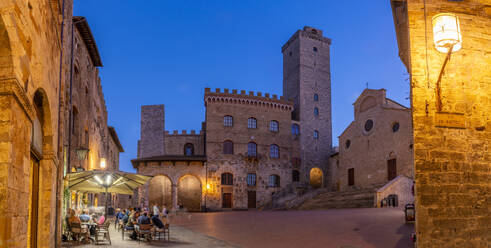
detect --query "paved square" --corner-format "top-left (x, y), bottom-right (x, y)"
top-left (172, 208), bottom-right (414, 248)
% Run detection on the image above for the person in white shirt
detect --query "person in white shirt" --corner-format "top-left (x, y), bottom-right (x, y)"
top-left (152, 203), bottom-right (160, 217)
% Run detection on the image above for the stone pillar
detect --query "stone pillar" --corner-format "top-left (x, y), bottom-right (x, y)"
top-left (171, 183), bottom-right (178, 210)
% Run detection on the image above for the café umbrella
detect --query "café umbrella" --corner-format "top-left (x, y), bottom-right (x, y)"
top-left (68, 170), bottom-right (153, 216)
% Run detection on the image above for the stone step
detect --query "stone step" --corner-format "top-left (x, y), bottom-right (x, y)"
top-left (296, 189), bottom-right (376, 210)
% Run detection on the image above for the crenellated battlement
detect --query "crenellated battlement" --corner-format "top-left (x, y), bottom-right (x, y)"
top-left (204, 87), bottom-right (294, 111)
top-left (165, 130), bottom-right (204, 136)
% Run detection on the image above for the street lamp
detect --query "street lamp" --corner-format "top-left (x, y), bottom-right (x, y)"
top-left (432, 13), bottom-right (462, 112)
top-left (75, 147), bottom-right (89, 171)
top-left (95, 174), bottom-right (113, 217)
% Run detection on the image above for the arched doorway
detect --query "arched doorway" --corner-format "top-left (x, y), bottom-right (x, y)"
top-left (178, 175), bottom-right (202, 211)
top-left (310, 167), bottom-right (323, 188)
top-left (29, 89), bottom-right (55, 247)
top-left (148, 175), bottom-right (173, 208)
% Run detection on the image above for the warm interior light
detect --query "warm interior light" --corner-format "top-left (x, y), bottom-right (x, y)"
top-left (206, 183), bottom-right (211, 189)
top-left (94, 175), bottom-right (103, 185)
top-left (100, 158), bottom-right (106, 169)
top-left (432, 13), bottom-right (462, 53)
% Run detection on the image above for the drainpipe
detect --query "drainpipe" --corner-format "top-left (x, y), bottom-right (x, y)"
top-left (55, 1), bottom-right (66, 247)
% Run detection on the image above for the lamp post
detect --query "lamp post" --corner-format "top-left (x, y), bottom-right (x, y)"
top-left (432, 13), bottom-right (462, 112)
top-left (75, 147), bottom-right (89, 172)
top-left (95, 173), bottom-right (112, 217)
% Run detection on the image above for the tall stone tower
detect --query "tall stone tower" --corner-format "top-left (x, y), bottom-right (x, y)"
top-left (282, 26), bottom-right (332, 185)
top-left (138, 105), bottom-right (165, 158)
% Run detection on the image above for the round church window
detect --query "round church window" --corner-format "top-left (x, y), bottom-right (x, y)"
top-left (364, 119), bottom-right (374, 132)
top-left (392, 122), bottom-right (400, 132)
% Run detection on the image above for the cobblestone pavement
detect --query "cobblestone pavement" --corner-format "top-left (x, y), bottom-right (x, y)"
top-left (171, 208), bottom-right (414, 248)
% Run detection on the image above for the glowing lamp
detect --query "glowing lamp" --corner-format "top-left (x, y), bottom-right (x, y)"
top-left (206, 183), bottom-right (211, 190)
top-left (432, 14), bottom-right (462, 53)
top-left (100, 158), bottom-right (106, 169)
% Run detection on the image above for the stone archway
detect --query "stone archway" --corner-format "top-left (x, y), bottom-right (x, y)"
top-left (310, 167), bottom-right (323, 189)
top-left (148, 175), bottom-right (173, 209)
top-left (178, 175), bottom-right (202, 212)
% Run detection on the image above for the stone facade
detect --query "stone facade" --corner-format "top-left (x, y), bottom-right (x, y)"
top-left (282, 26), bottom-right (333, 185)
top-left (0, 2), bottom-right (123, 246)
top-left (132, 27), bottom-right (333, 211)
top-left (391, 0), bottom-right (491, 247)
top-left (333, 89), bottom-right (414, 192)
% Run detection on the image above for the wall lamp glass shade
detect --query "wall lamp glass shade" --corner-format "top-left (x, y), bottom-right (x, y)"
top-left (432, 13), bottom-right (462, 53)
top-left (100, 158), bottom-right (106, 169)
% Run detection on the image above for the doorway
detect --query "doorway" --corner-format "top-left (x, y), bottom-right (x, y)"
top-left (387, 159), bottom-right (397, 181)
top-left (247, 191), bottom-right (256, 208)
top-left (29, 153), bottom-right (40, 248)
top-left (222, 193), bottom-right (232, 208)
top-left (348, 168), bottom-right (355, 186)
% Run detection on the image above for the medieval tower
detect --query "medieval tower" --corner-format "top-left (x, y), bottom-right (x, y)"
top-left (282, 26), bottom-right (332, 185)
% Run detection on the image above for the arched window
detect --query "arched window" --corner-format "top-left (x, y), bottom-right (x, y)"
top-left (221, 173), bottom-right (233, 185)
top-left (314, 107), bottom-right (319, 116)
top-left (314, 130), bottom-right (319, 139)
top-left (291, 124), bottom-right (300, 136)
top-left (270, 144), bottom-right (279, 158)
top-left (269, 120), bottom-right (279, 132)
top-left (223, 115), bottom-right (233, 127)
top-left (313, 47), bottom-right (318, 52)
top-left (314, 94), bottom-right (319, 101)
top-left (184, 143), bottom-right (194, 156)
top-left (247, 173), bottom-right (256, 186)
top-left (292, 170), bottom-right (300, 182)
top-left (223, 140), bottom-right (234, 154)
top-left (248, 117), bottom-right (257, 129)
top-left (269, 175), bottom-right (280, 187)
top-left (247, 142), bottom-right (257, 157)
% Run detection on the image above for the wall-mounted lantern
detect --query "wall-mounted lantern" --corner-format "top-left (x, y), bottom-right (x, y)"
top-left (432, 13), bottom-right (462, 112)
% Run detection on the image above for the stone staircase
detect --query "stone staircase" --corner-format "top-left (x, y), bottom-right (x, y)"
top-left (296, 187), bottom-right (377, 210)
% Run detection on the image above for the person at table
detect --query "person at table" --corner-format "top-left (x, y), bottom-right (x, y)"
top-left (79, 209), bottom-right (91, 223)
top-left (137, 211), bottom-right (151, 225)
top-left (68, 209), bottom-right (81, 225)
top-left (96, 213), bottom-right (106, 225)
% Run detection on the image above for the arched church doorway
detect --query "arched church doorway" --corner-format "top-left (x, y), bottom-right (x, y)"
top-left (310, 167), bottom-right (323, 188)
top-left (178, 175), bottom-right (202, 211)
top-left (148, 175), bottom-right (172, 209)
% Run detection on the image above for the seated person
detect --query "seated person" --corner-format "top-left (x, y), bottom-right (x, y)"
top-left (151, 215), bottom-right (164, 229)
top-left (137, 212), bottom-right (151, 225)
top-left (68, 209), bottom-right (81, 225)
top-left (97, 213), bottom-right (105, 225)
top-left (79, 209), bottom-right (91, 222)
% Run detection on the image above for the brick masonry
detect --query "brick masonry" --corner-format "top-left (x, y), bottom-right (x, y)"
top-left (391, 0), bottom-right (491, 247)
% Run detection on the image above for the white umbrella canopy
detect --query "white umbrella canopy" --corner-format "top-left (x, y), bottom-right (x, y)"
top-left (68, 170), bottom-right (153, 195)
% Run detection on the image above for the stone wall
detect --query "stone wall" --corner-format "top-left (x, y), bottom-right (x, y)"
top-left (391, 0), bottom-right (491, 247)
top-left (335, 89), bottom-right (414, 191)
top-left (164, 130), bottom-right (205, 156)
top-left (139, 105), bottom-right (165, 158)
top-left (282, 26), bottom-right (332, 186)
top-left (0, 1), bottom-right (74, 247)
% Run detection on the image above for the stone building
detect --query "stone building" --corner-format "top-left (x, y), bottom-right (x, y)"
top-left (0, 1), bottom-right (123, 246)
top-left (329, 89), bottom-right (414, 207)
top-left (391, 0), bottom-right (490, 247)
top-left (132, 26), bottom-right (333, 211)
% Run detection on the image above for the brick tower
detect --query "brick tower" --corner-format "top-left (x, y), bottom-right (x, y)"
top-left (138, 105), bottom-right (165, 158)
top-left (282, 26), bottom-right (332, 186)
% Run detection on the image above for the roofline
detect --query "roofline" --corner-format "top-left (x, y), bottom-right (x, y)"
top-left (108, 126), bottom-right (124, 152)
top-left (73, 16), bottom-right (103, 67)
top-left (131, 155), bottom-right (207, 168)
top-left (386, 98), bottom-right (409, 109)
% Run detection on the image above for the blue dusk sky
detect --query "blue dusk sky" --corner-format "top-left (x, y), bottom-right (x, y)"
top-left (74, 1), bottom-right (409, 173)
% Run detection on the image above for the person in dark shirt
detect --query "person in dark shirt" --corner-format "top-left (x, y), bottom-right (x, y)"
top-left (151, 215), bottom-right (164, 229)
top-left (137, 212), bottom-right (151, 225)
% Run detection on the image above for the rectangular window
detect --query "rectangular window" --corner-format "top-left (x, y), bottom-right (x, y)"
top-left (224, 116), bottom-right (233, 127)
top-left (270, 121), bottom-right (279, 132)
top-left (248, 143), bottom-right (257, 157)
top-left (247, 173), bottom-right (256, 186)
top-left (248, 118), bottom-right (257, 129)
